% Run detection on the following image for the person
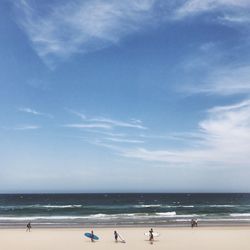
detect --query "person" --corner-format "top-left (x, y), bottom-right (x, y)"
top-left (26, 222), bottom-right (31, 232)
top-left (149, 228), bottom-right (154, 242)
top-left (114, 230), bottom-right (118, 242)
top-left (191, 219), bottom-right (194, 228)
top-left (91, 230), bottom-right (94, 242)
top-left (191, 219), bottom-right (198, 228)
top-left (194, 219), bottom-right (198, 227)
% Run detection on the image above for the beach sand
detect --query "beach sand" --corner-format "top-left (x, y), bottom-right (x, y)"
top-left (0, 227), bottom-right (250, 250)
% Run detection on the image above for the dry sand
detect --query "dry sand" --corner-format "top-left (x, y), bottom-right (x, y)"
top-left (0, 227), bottom-right (250, 250)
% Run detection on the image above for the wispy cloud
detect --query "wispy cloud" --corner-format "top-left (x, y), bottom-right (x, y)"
top-left (65, 110), bottom-right (147, 146)
top-left (15, 125), bottom-right (40, 130)
top-left (176, 0), bottom-right (250, 19)
top-left (120, 100), bottom-right (250, 167)
top-left (90, 117), bottom-right (147, 129)
top-left (66, 108), bottom-right (86, 120)
top-left (63, 123), bottom-right (112, 129)
top-left (105, 137), bottom-right (144, 144)
top-left (14, 0), bottom-right (158, 66)
top-left (14, 0), bottom-right (250, 68)
top-left (2, 124), bottom-right (41, 131)
top-left (18, 107), bottom-right (53, 118)
top-left (186, 65), bottom-right (250, 95)
top-left (67, 109), bottom-right (147, 130)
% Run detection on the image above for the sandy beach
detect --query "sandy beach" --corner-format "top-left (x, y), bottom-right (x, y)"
top-left (0, 227), bottom-right (250, 250)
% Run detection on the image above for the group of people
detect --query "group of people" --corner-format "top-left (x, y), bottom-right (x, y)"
top-left (88, 229), bottom-right (154, 243)
top-left (26, 221), bottom-right (197, 241)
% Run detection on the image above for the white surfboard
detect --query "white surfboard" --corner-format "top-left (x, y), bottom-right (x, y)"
top-left (144, 232), bottom-right (160, 237)
top-left (118, 233), bottom-right (126, 243)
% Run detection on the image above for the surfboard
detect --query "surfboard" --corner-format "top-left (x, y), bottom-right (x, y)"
top-left (144, 232), bottom-right (160, 237)
top-left (84, 232), bottom-right (99, 240)
top-left (118, 233), bottom-right (126, 243)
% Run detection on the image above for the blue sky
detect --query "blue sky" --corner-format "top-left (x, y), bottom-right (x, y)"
top-left (1, 0), bottom-right (250, 193)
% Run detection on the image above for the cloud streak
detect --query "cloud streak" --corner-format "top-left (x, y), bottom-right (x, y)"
top-left (64, 123), bottom-right (112, 129)
top-left (14, 125), bottom-right (41, 130)
top-left (186, 65), bottom-right (250, 95)
top-left (176, 0), bottom-right (250, 19)
top-left (19, 107), bottom-right (53, 118)
top-left (67, 109), bottom-right (147, 130)
top-left (120, 100), bottom-right (250, 167)
top-left (3, 125), bottom-right (41, 130)
top-left (15, 0), bottom-right (157, 66)
top-left (14, 0), bottom-right (250, 67)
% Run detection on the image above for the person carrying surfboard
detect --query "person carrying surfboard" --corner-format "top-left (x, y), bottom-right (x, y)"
top-left (84, 231), bottom-right (99, 242)
top-left (91, 230), bottom-right (94, 242)
top-left (114, 230), bottom-right (126, 243)
top-left (114, 230), bottom-right (118, 242)
top-left (26, 222), bottom-right (31, 232)
top-left (149, 228), bottom-right (154, 242)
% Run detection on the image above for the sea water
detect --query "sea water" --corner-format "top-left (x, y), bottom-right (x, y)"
top-left (1, 193), bottom-right (250, 226)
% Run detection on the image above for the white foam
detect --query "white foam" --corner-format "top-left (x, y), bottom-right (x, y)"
top-left (155, 212), bottom-right (176, 217)
top-left (42, 205), bottom-right (82, 208)
top-left (208, 205), bottom-right (236, 208)
top-left (135, 204), bottom-right (161, 208)
top-left (230, 213), bottom-right (250, 217)
top-left (0, 204), bottom-right (83, 209)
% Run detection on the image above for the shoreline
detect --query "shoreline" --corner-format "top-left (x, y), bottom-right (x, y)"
top-left (1, 221), bottom-right (250, 229)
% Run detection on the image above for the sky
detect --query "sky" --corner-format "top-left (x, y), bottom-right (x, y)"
top-left (1, 0), bottom-right (250, 193)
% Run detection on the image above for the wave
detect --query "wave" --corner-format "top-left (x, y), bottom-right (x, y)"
top-left (42, 205), bottom-right (82, 208)
top-left (0, 211), bottom-right (181, 221)
top-left (2, 203), bottom-right (248, 211)
top-left (134, 204), bottom-right (162, 208)
top-left (207, 205), bottom-right (236, 208)
top-left (133, 204), bottom-right (239, 208)
top-left (230, 213), bottom-right (250, 217)
top-left (155, 212), bottom-right (176, 217)
top-left (0, 204), bottom-right (83, 210)
top-left (3, 211), bottom-right (250, 222)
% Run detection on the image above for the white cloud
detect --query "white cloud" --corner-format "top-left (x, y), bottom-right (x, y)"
top-left (176, 0), bottom-right (250, 18)
top-left (219, 14), bottom-right (250, 24)
top-left (19, 107), bottom-right (53, 118)
top-left (105, 137), bottom-right (144, 144)
top-left (66, 109), bottom-right (86, 120)
top-left (90, 117), bottom-right (147, 129)
top-left (67, 109), bottom-right (147, 130)
top-left (64, 123), bottom-right (112, 129)
top-left (14, 0), bottom-right (250, 67)
top-left (186, 65), bottom-right (250, 95)
top-left (120, 100), bottom-right (250, 167)
top-left (14, 125), bottom-right (41, 130)
top-left (15, 0), bottom-right (157, 65)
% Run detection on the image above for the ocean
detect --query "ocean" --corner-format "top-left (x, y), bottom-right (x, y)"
top-left (1, 193), bottom-right (250, 227)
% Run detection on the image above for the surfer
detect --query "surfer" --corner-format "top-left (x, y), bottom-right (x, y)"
top-left (91, 230), bottom-right (94, 242)
top-left (26, 222), bottom-right (31, 232)
top-left (194, 219), bottom-right (198, 227)
top-left (114, 230), bottom-right (118, 242)
top-left (149, 228), bottom-right (154, 242)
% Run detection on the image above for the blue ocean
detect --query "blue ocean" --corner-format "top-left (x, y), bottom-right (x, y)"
top-left (1, 193), bottom-right (250, 227)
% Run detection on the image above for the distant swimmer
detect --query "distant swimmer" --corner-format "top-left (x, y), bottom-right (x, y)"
top-left (26, 222), bottom-right (31, 232)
